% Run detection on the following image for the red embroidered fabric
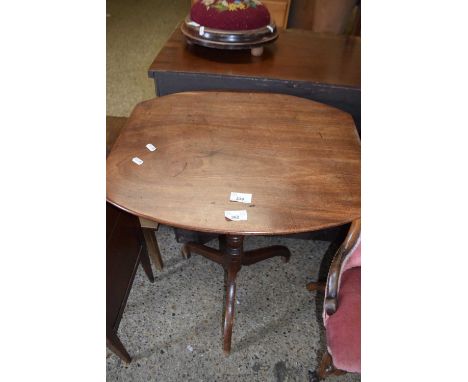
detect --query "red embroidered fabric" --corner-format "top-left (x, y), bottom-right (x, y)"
top-left (191, 0), bottom-right (271, 31)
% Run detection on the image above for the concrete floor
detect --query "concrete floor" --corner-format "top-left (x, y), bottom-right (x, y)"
top-left (106, 0), bottom-right (360, 380)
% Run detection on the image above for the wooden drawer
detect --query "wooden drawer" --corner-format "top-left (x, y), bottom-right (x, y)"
top-left (190, 0), bottom-right (291, 28)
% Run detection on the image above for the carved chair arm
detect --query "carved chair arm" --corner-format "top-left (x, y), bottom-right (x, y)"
top-left (324, 219), bottom-right (361, 316)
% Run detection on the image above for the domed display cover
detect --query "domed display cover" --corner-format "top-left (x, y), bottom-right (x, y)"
top-left (191, 0), bottom-right (270, 30)
top-left (181, 0), bottom-right (278, 56)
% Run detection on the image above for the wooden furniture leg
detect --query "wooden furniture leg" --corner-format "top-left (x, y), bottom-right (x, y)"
top-left (181, 242), bottom-right (224, 265)
top-left (107, 328), bottom-right (131, 364)
top-left (222, 235), bottom-right (243, 354)
top-left (142, 228), bottom-right (164, 271)
top-left (107, 203), bottom-right (155, 364)
top-left (180, 235), bottom-right (291, 354)
top-left (315, 351), bottom-right (346, 380)
top-left (306, 281), bottom-right (325, 292)
top-left (242, 245), bottom-right (291, 265)
top-left (139, 241), bottom-right (155, 283)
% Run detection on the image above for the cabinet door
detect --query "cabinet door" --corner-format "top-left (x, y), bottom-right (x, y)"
top-left (106, 203), bottom-right (142, 330)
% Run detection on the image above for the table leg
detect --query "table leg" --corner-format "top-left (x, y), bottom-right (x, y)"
top-left (179, 234), bottom-right (290, 354)
top-left (139, 245), bottom-right (155, 283)
top-left (181, 242), bottom-right (224, 265)
top-left (222, 235), bottom-right (243, 355)
top-left (242, 245), bottom-right (291, 265)
top-left (107, 329), bottom-right (131, 364)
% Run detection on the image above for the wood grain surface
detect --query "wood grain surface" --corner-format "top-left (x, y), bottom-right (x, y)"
top-left (106, 92), bottom-right (360, 235)
top-left (148, 27), bottom-right (360, 88)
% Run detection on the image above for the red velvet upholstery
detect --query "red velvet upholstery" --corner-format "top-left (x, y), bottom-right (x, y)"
top-left (325, 267), bottom-right (361, 373)
top-left (191, 0), bottom-right (270, 30)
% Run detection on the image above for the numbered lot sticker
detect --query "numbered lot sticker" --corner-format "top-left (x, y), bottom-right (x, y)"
top-left (132, 157), bottom-right (144, 165)
top-left (146, 143), bottom-right (157, 151)
top-left (224, 210), bottom-right (248, 221)
top-left (229, 192), bottom-right (252, 204)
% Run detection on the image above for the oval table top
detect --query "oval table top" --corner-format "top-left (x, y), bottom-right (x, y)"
top-left (106, 92), bottom-right (360, 235)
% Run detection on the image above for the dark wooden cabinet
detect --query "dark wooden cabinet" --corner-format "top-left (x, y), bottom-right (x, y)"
top-left (148, 27), bottom-right (360, 134)
top-left (106, 203), bottom-right (154, 363)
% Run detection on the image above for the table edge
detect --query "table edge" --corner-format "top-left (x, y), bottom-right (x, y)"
top-left (106, 197), bottom-right (360, 237)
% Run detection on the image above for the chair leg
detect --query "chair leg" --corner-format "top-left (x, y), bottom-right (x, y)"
top-left (306, 281), bottom-right (325, 292)
top-left (308, 369), bottom-right (320, 382)
top-left (316, 351), bottom-right (346, 380)
top-left (142, 228), bottom-right (164, 271)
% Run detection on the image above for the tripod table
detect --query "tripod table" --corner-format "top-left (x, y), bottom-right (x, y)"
top-left (106, 91), bottom-right (361, 354)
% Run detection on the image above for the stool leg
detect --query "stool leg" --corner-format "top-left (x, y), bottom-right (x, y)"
top-left (142, 228), bottom-right (164, 271)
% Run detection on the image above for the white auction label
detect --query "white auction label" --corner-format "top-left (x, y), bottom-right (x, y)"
top-left (132, 157), bottom-right (144, 165)
top-left (229, 192), bottom-right (252, 204)
top-left (146, 143), bottom-right (157, 152)
top-left (225, 210), bottom-right (248, 221)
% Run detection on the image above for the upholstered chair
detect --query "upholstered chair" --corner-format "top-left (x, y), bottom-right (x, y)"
top-left (308, 219), bottom-right (361, 381)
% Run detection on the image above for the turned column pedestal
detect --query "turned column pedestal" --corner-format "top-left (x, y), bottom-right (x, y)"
top-left (181, 235), bottom-right (291, 354)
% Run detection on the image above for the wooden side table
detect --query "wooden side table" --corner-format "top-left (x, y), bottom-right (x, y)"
top-left (106, 116), bottom-right (162, 363)
top-left (107, 92), bottom-right (361, 354)
top-left (148, 27), bottom-right (360, 133)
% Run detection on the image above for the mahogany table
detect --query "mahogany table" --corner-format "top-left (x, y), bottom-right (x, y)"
top-left (148, 27), bottom-right (361, 133)
top-left (106, 91), bottom-right (361, 354)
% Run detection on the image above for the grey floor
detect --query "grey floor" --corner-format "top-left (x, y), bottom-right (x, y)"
top-left (106, 0), bottom-right (360, 380)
